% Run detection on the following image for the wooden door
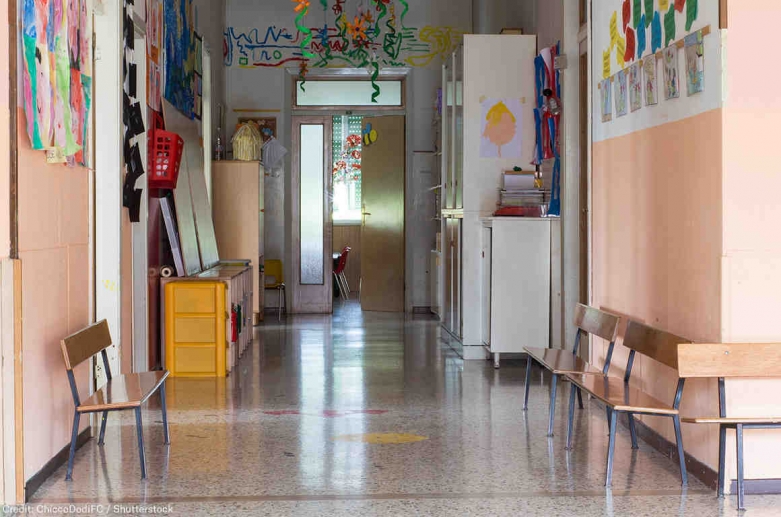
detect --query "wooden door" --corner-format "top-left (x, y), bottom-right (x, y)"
top-left (360, 115), bottom-right (405, 312)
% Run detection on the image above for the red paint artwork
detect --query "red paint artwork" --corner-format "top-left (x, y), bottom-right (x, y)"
top-left (624, 27), bottom-right (636, 63)
top-left (675, 0), bottom-right (685, 13)
top-left (622, 0), bottom-right (631, 31)
top-left (263, 409), bottom-right (389, 418)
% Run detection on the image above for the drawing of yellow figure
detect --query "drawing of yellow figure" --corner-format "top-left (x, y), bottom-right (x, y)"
top-left (483, 101), bottom-right (517, 158)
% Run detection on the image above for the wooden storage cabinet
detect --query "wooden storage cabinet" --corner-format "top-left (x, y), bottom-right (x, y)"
top-left (212, 161), bottom-right (265, 323)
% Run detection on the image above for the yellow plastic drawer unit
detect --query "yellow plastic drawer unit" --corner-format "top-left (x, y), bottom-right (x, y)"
top-left (165, 281), bottom-right (227, 377)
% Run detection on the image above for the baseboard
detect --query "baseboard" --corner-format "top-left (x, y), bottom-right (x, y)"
top-left (591, 400), bottom-right (718, 490)
top-left (730, 478), bottom-right (781, 495)
top-left (25, 428), bottom-right (91, 501)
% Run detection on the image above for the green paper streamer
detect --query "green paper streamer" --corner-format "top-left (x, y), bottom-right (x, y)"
top-left (632, 0), bottom-right (640, 30)
top-left (370, 61), bottom-right (380, 103)
top-left (373, 0), bottom-right (387, 40)
top-left (664, 5), bottom-right (676, 47)
top-left (686, 0), bottom-right (698, 31)
top-left (398, 0), bottom-right (409, 29)
top-left (644, 0), bottom-right (653, 27)
top-left (295, 6), bottom-right (315, 59)
top-left (320, 0), bottom-right (327, 10)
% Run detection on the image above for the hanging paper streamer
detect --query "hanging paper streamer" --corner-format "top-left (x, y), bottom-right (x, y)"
top-left (675, 0), bottom-right (685, 13)
top-left (293, 0), bottom-right (315, 59)
top-left (397, 0), bottom-right (409, 29)
top-left (651, 11), bottom-right (662, 53)
top-left (644, 0), bottom-right (653, 28)
top-left (603, 48), bottom-right (611, 79)
top-left (616, 34), bottom-right (626, 68)
top-left (637, 14), bottom-right (647, 58)
top-left (686, 0), bottom-right (698, 31)
top-left (299, 60), bottom-right (308, 91)
top-left (625, 27), bottom-right (636, 63)
top-left (632, 0), bottom-right (641, 30)
top-left (609, 11), bottom-right (618, 49)
top-left (320, 0), bottom-right (327, 10)
top-left (370, 61), bottom-right (380, 103)
top-left (660, 0), bottom-right (670, 10)
top-left (622, 0), bottom-right (630, 31)
top-left (664, 5), bottom-right (676, 47)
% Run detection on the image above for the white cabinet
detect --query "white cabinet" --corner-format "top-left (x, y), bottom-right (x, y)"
top-left (481, 218), bottom-right (551, 368)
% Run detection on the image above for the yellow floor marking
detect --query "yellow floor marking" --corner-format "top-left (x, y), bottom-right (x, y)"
top-left (332, 433), bottom-right (428, 444)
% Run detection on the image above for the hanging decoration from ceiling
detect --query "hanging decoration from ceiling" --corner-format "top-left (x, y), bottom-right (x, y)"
top-left (123, 0), bottom-right (146, 223)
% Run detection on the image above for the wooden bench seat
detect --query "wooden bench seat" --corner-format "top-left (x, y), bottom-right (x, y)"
top-left (523, 348), bottom-right (603, 375)
top-left (567, 374), bottom-right (677, 415)
top-left (564, 320), bottom-right (691, 488)
top-left (522, 304), bottom-right (620, 437)
top-left (77, 371), bottom-right (169, 413)
top-left (61, 320), bottom-right (170, 480)
top-left (677, 342), bottom-right (781, 510)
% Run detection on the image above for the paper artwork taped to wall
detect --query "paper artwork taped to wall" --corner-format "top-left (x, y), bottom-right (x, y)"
top-left (684, 31), bottom-right (704, 96)
top-left (480, 98), bottom-right (522, 159)
top-left (663, 45), bottom-right (680, 100)
top-left (22, 0), bottom-right (93, 166)
top-left (164, 0), bottom-right (196, 119)
top-left (147, 0), bottom-right (163, 64)
top-left (628, 62), bottom-right (642, 112)
top-left (614, 70), bottom-right (628, 118)
top-left (643, 55), bottom-right (658, 106)
top-left (600, 79), bottom-right (613, 123)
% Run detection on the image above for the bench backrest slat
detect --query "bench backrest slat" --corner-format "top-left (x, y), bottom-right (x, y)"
top-left (678, 343), bottom-right (781, 378)
top-left (574, 304), bottom-right (620, 342)
top-left (624, 320), bottom-right (690, 371)
top-left (60, 320), bottom-right (112, 371)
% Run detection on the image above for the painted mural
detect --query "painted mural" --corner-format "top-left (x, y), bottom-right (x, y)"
top-left (224, 1), bottom-right (464, 70)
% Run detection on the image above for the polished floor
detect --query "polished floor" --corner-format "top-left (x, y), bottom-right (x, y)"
top-left (30, 301), bottom-right (781, 515)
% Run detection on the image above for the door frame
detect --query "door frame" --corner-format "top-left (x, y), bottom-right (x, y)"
top-left (284, 69), bottom-right (413, 313)
top-left (290, 116), bottom-right (334, 313)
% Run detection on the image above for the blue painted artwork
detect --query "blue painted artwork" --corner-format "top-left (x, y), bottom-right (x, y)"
top-left (637, 14), bottom-right (647, 59)
top-left (651, 11), bottom-right (662, 54)
top-left (164, 0), bottom-right (195, 119)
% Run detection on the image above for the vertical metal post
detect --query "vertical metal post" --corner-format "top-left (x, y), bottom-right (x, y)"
top-left (65, 411), bottom-right (81, 481)
top-left (718, 424), bottom-right (727, 497)
top-left (566, 383), bottom-right (577, 450)
top-left (571, 329), bottom-right (581, 355)
top-left (602, 340), bottom-right (616, 375)
top-left (547, 373), bottom-right (559, 437)
top-left (523, 355), bottom-right (533, 411)
top-left (135, 408), bottom-right (147, 479)
top-left (576, 387), bottom-right (584, 409)
top-left (605, 409), bottom-right (618, 486)
top-left (97, 411), bottom-right (109, 445)
top-left (160, 381), bottom-right (170, 444)
top-left (673, 415), bottom-right (688, 486)
top-left (736, 423), bottom-right (745, 510)
top-left (628, 414), bottom-right (639, 449)
top-left (624, 350), bottom-right (636, 383)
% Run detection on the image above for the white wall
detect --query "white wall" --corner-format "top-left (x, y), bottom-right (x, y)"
top-left (193, 0), bottom-right (227, 148)
top-left (225, 0), bottom-right (472, 310)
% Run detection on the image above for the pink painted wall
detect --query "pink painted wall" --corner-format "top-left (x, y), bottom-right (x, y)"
top-left (720, 0), bottom-right (781, 479)
top-left (0, 0), bottom-right (11, 260)
top-left (592, 109), bottom-right (723, 470)
top-left (16, 110), bottom-right (91, 481)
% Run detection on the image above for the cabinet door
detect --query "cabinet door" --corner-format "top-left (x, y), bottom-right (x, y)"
top-left (442, 219), bottom-right (453, 332)
top-left (481, 227), bottom-right (492, 347)
top-left (452, 218), bottom-right (462, 338)
top-left (445, 54), bottom-right (456, 209)
top-left (454, 44), bottom-right (464, 209)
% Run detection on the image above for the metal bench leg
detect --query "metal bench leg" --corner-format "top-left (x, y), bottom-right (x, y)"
top-left (736, 423), bottom-right (745, 510)
top-left (278, 287), bottom-right (282, 321)
top-left (628, 414), bottom-right (639, 449)
top-left (135, 407), bottom-right (147, 479)
top-left (576, 387), bottom-right (584, 409)
top-left (717, 424), bottom-right (727, 498)
top-left (522, 355), bottom-right (533, 411)
top-left (566, 383), bottom-right (577, 450)
top-left (97, 410), bottom-right (109, 446)
top-left (605, 409), bottom-right (618, 486)
top-left (65, 410), bottom-right (80, 481)
top-left (160, 382), bottom-right (170, 445)
top-left (547, 373), bottom-right (559, 437)
top-left (606, 407), bottom-right (612, 435)
top-left (673, 415), bottom-right (687, 486)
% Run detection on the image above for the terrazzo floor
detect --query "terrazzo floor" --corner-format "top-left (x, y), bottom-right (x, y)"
top-left (26, 301), bottom-right (781, 516)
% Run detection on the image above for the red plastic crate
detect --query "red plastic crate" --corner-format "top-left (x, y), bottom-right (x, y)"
top-left (149, 130), bottom-right (184, 190)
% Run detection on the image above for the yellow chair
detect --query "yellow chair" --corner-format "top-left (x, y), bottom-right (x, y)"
top-left (264, 260), bottom-right (286, 321)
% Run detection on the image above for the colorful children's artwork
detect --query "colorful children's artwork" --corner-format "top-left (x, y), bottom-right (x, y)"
top-left (615, 69), bottom-right (628, 117)
top-left (628, 62), bottom-right (642, 112)
top-left (600, 79), bottom-right (613, 123)
top-left (685, 31), bottom-right (704, 96)
top-left (663, 45), bottom-right (680, 100)
top-left (164, 0), bottom-right (196, 119)
top-left (643, 54), bottom-right (658, 106)
top-left (21, 0), bottom-right (93, 165)
top-left (480, 98), bottom-right (522, 159)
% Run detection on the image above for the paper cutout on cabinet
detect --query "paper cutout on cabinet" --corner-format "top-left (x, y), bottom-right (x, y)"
top-left (684, 31), bottom-right (704, 96)
top-left (615, 69), bottom-right (628, 118)
top-left (480, 98), bottom-right (522, 159)
top-left (600, 79), bottom-right (613, 123)
top-left (663, 45), bottom-right (680, 100)
top-left (643, 54), bottom-right (658, 106)
top-left (628, 62), bottom-right (642, 112)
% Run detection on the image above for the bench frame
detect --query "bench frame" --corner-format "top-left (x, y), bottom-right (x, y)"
top-left (62, 320), bottom-right (170, 480)
top-left (565, 320), bottom-right (690, 487)
top-left (523, 304), bottom-right (620, 437)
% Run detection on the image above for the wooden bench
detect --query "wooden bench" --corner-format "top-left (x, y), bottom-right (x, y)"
top-left (61, 320), bottom-right (170, 480)
top-left (523, 304), bottom-right (620, 436)
top-left (678, 342), bottom-right (781, 510)
top-left (564, 320), bottom-right (692, 487)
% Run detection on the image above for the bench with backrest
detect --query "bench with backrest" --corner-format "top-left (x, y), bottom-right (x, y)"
top-left (677, 342), bottom-right (781, 510)
top-left (523, 304), bottom-right (621, 436)
top-left (61, 320), bottom-right (170, 480)
top-left (564, 320), bottom-right (692, 487)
